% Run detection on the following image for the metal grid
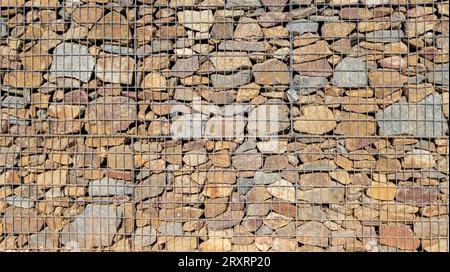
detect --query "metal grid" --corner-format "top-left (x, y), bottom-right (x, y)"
top-left (0, 0), bottom-right (449, 252)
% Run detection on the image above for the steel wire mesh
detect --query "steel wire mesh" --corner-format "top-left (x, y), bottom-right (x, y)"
top-left (0, 0), bottom-right (449, 252)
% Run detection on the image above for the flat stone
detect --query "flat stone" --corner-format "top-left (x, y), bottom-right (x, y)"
top-left (207, 209), bottom-right (245, 231)
top-left (2, 207), bottom-right (44, 234)
top-left (247, 101), bottom-right (290, 137)
top-left (336, 112), bottom-right (376, 136)
top-left (61, 205), bottom-right (121, 248)
top-left (96, 54), bottom-right (135, 84)
top-left (261, 0), bottom-right (288, 12)
top-left (177, 10), bottom-right (214, 32)
top-left (297, 206), bottom-right (329, 222)
top-left (211, 70), bottom-right (252, 89)
top-left (205, 198), bottom-right (229, 218)
top-left (218, 41), bottom-right (266, 52)
top-left (88, 177), bottom-right (133, 196)
top-left (36, 169), bottom-right (68, 188)
top-left (253, 59), bottom-right (290, 85)
top-left (396, 186), bottom-right (438, 207)
top-left (5, 196), bottom-right (35, 209)
top-left (199, 238), bottom-right (232, 252)
top-left (134, 226), bottom-right (157, 248)
top-left (254, 172), bottom-right (281, 185)
top-left (86, 96), bottom-right (137, 135)
top-left (100, 44), bottom-right (136, 55)
top-left (296, 221), bottom-right (330, 247)
top-left (367, 182), bottom-right (396, 201)
top-left (294, 106), bottom-right (336, 135)
top-left (427, 63), bottom-right (449, 86)
top-left (376, 94), bottom-right (448, 137)
top-left (292, 75), bottom-right (328, 95)
top-left (135, 173), bottom-right (166, 201)
top-left (264, 155), bottom-right (289, 170)
top-left (329, 170), bottom-right (352, 185)
top-left (226, 0), bottom-right (261, 8)
top-left (0, 22), bottom-right (7, 37)
top-left (268, 179), bottom-right (296, 203)
top-left (204, 116), bottom-right (247, 139)
top-left (88, 11), bottom-right (131, 44)
top-left (380, 224), bottom-right (420, 250)
top-left (1, 96), bottom-right (26, 109)
top-left (331, 57), bottom-right (368, 88)
top-left (366, 30), bottom-right (404, 43)
top-left (232, 151), bottom-right (263, 170)
top-left (292, 41), bottom-right (332, 63)
top-left (183, 149), bottom-right (208, 166)
top-left (234, 17), bottom-right (263, 40)
top-left (3, 71), bottom-right (43, 88)
top-left (403, 149), bottom-right (436, 169)
top-left (286, 19), bottom-right (318, 35)
top-left (50, 42), bottom-right (95, 82)
top-left (158, 222), bottom-right (183, 236)
top-left (321, 22), bottom-right (356, 39)
top-left (107, 145), bottom-right (133, 169)
top-left (141, 72), bottom-right (167, 91)
top-left (170, 56), bottom-right (199, 78)
top-left (210, 52), bottom-right (252, 72)
top-left (293, 59), bottom-right (333, 77)
top-left (297, 182), bottom-right (345, 203)
top-left (256, 140), bottom-right (287, 154)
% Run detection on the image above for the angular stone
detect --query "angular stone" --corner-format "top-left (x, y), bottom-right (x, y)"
top-left (321, 22), bottom-right (356, 39)
top-left (331, 57), bottom-right (368, 88)
top-left (88, 11), bottom-right (131, 44)
top-left (96, 54), bottom-right (135, 84)
top-left (226, 0), bottom-right (261, 8)
top-left (134, 226), bottom-right (157, 248)
top-left (135, 173), bottom-right (166, 201)
top-left (183, 149), bottom-right (208, 166)
top-left (294, 106), bottom-right (336, 135)
top-left (50, 42), bottom-right (95, 82)
top-left (292, 75), bottom-right (328, 95)
top-left (207, 209), bottom-right (245, 231)
top-left (211, 70), bottom-right (252, 89)
top-left (380, 224), bottom-right (420, 250)
top-left (3, 71), bottom-right (43, 88)
top-left (396, 187), bottom-right (438, 207)
top-left (88, 177), bottom-right (133, 196)
top-left (177, 10), bottom-right (213, 32)
top-left (293, 59), bottom-right (333, 77)
top-left (292, 41), bottom-right (332, 63)
top-left (403, 149), bottom-right (436, 169)
top-left (170, 56), bottom-right (199, 78)
top-left (36, 169), bottom-right (68, 188)
top-left (296, 221), bottom-right (330, 247)
top-left (107, 145), bottom-right (133, 169)
top-left (252, 59), bottom-right (289, 85)
top-left (367, 182), bottom-right (396, 201)
top-left (297, 183), bottom-right (345, 203)
top-left (257, 140), bottom-right (287, 154)
top-left (234, 17), bottom-right (263, 40)
top-left (232, 152), bottom-right (263, 170)
top-left (61, 205), bottom-right (121, 248)
top-left (427, 63), bottom-right (449, 86)
top-left (268, 179), bottom-right (296, 203)
top-left (286, 19), bottom-right (318, 35)
top-left (5, 196), bottom-right (35, 209)
top-left (204, 116), bottom-right (247, 138)
top-left (218, 41), bottom-right (267, 52)
top-left (247, 101), bottom-right (290, 137)
top-left (376, 94), bottom-right (448, 137)
top-left (3, 207), bottom-right (44, 234)
top-left (86, 96), bottom-right (137, 135)
top-left (210, 52), bottom-right (252, 72)
top-left (199, 238), bottom-right (232, 252)
top-left (366, 30), bottom-right (404, 43)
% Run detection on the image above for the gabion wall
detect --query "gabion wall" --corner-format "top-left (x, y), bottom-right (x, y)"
top-left (0, 0), bottom-right (449, 252)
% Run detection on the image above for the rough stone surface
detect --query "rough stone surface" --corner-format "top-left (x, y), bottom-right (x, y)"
top-left (50, 43), bottom-right (96, 82)
top-left (331, 57), bottom-right (367, 88)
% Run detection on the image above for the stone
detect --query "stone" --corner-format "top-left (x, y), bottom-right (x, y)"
top-left (321, 22), bottom-right (356, 39)
top-left (376, 94), bottom-right (448, 137)
top-left (294, 106), bottom-right (336, 135)
top-left (86, 96), bottom-right (137, 135)
top-left (367, 182), bottom-right (396, 201)
top-left (141, 72), bottom-right (167, 91)
top-left (36, 169), bottom-right (68, 188)
top-left (286, 20), bottom-right (318, 35)
top-left (296, 221), bottom-right (330, 247)
top-left (292, 75), bottom-right (328, 95)
top-left (135, 173), bottom-right (166, 201)
top-left (268, 179), bottom-right (296, 203)
top-left (329, 171), bottom-right (352, 185)
top-left (403, 149), bottom-right (436, 169)
top-left (427, 63), bottom-right (449, 86)
top-left (256, 140), bottom-right (287, 154)
top-left (158, 222), bottom-right (183, 236)
top-left (88, 11), bottom-right (131, 44)
top-left (292, 41), bottom-right (332, 63)
top-left (207, 210), bottom-right (245, 231)
top-left (170, 56), bottom-right (199, 78)
top-left (204, 116), bottom-right (247, 138)
top-left (293, 59), bottom-right (333, 77)
top-left (252, 59), bottom-right (290, 85)
top-left (183, 149), bottom-right (208, 166)
top-left (2, 207), bottom-right (44, 234)
top-left (211, 70), bottom-right (252, 89)
top-left (379, 224), bottom-right (420, 250)
top-left (177, 10), bottom-right (214, 32)
top-left (297, 183), bottom-right (345, 203)
top-left (88, 177), bottom-right (133, 196)
top-left (134, 226), bottom-right (157, 248)
top-left (226, 0), bottom-right (261, 8)
top-left (210, 52), bottom-right (252, 72)
top-left (50, 42), bottom-right (96, 82)
top-left (0, 21), bottom-right (7, 37)
top-left (232, 152), bottom-right (263, 170)
top-left (61, 205), bottom-right (121, 248)
top-left (199, 238), bottom-right (232, 252)
top-left (96, 54), bottom-right (135, 84)
top-left (107, 145), bottom-right (134, 169)
top-left (247, 101), bottom-right (290, 137)
top-left (331, 57), bottom-right (368, 88)
top-left (5, 196), bottom-right (35, 209)
top-left (218, 41), bottom-right (266, 52)
top-left (3, 71), bottom-right (43, 88)
top-left (205, 198), bottom-right (229, 218)
top-left (234, 17), bottom-right (263, 40)
top-left (336, 112), bottom-right (376, 136)
top-left (396, 187), bottom-right (438, 207)
top-left (261, 0), bottom-right (288, 12)
top-left (166, 237), bottom-right (198, 251)
top-left (366, 30), bottom-right (404, 43)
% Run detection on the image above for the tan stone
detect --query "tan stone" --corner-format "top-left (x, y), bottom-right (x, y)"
top-left (366, 182), bottom-right (396, 201)
top-left (36, 169), bottom-right (68, 188)
top-left (294, 106), bottom-right (336, 135)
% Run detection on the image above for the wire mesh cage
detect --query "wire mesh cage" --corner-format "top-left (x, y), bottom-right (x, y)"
top-left (0, 0), bottom-right (449, 252)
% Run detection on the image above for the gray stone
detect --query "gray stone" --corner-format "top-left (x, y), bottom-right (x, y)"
top-left (158, 222), bottom-right (183, 236)
top-left (88, 177), bottom-right (133, 196)
top-left (134, 173), bottom-right (166, 201)
top-left (234, 140), bottom-right (257, 154)
top-left (254, 171), bottom-right (281, 185)
top-left (297, 182), bottom-right (345, 203)
top-left (286, 19), bottom-right (318, 35)
top-left (237, 178), bottom-right (254, 195)
top-left (293, 75), bottom-right (328, 95)
top-left (218, 41), bottom-right (266, 52)
top-left (256, 224), bottom-right (273, 235)
top-left (61, 205), bottom-right (121, 248)
top-left (365, 29), bottom-right (404, 43)
top-left (207, 210), bottom-right (245, 231)
top-left (5, 196), bottom-right (35, 209)
top-left (28, 231), bottom-right (58, 250)
top-left (296, 221), bottom-right (330, 247)
top-left (0, 145), bottom-right (20, 167)
top-left (149, 40), bottom-right (174, 53)
top-left (297, 206), bottom-right (329, 222)
top-left (331, 57), bottom-right (368, 88)
top-left (376, 93), bottom-right (448, 137)
top-left (427, 63), bottom-right (449, 86)
top-left (362, 0), bottom-right (390, 6)
top-left (100, 44), bottom-right (136, 55)
top-left (170, 113), bottom-right (207, 140)
top-left (1, 96), bottom-right (26, 109)
top-left (50, 42), bottom-right (96, 82)
top-left (226, 0), bottom-right (261, 8)
top-left (247, 101), bottom-right (290, 137)
top-left (134, 226), bottom-right (157, 248)
top-left (170, 56), bottom-right (199, 78)
top-left (211, 70), bottom-right (252, 89)
top-left (1, 21), bottom-right (7, 37)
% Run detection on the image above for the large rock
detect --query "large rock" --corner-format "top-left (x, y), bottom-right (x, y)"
top-left (88, 177), bottom-right (133, 196)
top-left (294, 106), bottom-right (336, 135)
top-left (331, 57), bottom-right (367, 88)
top-left (50, 42), bottom-right (96, 82)
top-left (61, 205), bottom-right (122, 249)
top-left (296, 221), bottom-right (330, 247)
top-left (252, 59), bottom-right (290, 85)
top-left (2, 207), bottom-right (44, 234)
top-left (376, 94), bottom-right (448, 137)
top-left (96, 54), bottom-right (135, 84)
top-left (247, 101), bottom-right (290, 137)
top-left (87, 11), bottom-right (131, 44)
top-left (286, 19), bottom-right (318, 35)
top-left (177, 10), bottom-right (214, 32)
top-left (211, 70), bottom-right (252, 89)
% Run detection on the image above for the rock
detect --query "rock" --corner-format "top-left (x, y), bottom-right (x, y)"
top-left (252, 59), bottom-right (290, 85)
top-left (1, 96), bottom-right (26, 109)
top-left (141, 72), bottom-right (167, 91)
top-left (2, 207), bottom-right (44, 234)
top-left (297, 183), bottom-right (345, 203)
top-left (247, 101), bottom-right (290, 137)
top-left (50, 42), bottom-right (96, 82)
top-left (268, 179), bottom-right (296, 203)
top-left (36, 169), bottom-right (68, 188)
top-left (292, 41), bottom-right (332, 63)
top-left (205, 198), bottom-right (229, 218)
top-left (256, 140), bottom-right (287, 154)
top-left (170, 56), bottom-right (199, 78)
top-left (204, 116), bottom-right (247, 138)
top-left (331, 57), bottom-right (368, 88)
top-left (207, 210), bottom-right (245, 231)
top-left (158, 222), bottom-right (183, 236)
top-left (366, 29), bottom-right (404, 43)
top-left (218, 41), bottom-right (266, 52)
top-left (86, 96), bottom-right (137, 135)
top-left (211, 70), bottom-right (252, 89)
top-left (61, 205), bottom-right (121, 248)
top-left (0, 21), bottom-right (7, 37)
top-left (199, 238), bottom-right (232, 252)
top-left (28, 231), bottom-right (58, 250)
top-left (107, 145), bottom-right (133, 169)
top-left (264, 155), bottom-right (289, 170)
top-left (226, 0), bottom-right (261, 8)
top-left (261, 0), bottom-right (287, 11)
top-left (329, 171), bottom-right (352, 185)
top-left (376, 94), bottom-right (448, 137)
top-left (296, 221), bottom-right (330, 247)
top-left (403, 149), bottom-right (436, 169)
top-left (286, 20), bottom-right (318, 35)
top-left (88, 177), bottom-right (133, 196)
top-left (293, 59), bottom-right (332, 77)
top-left (232, 152), bottom-right (263, 170)
top-left (336, 112), bottom-right (376, 136)
top-left (88, 11), bottom-right (131, 44)
top-left (210, 52), bottom-right (252, 72)
top-left (134, 226), bottom-right (157, 248)
top-left (166, 237), bottom-right (198, 251)
top-left (254, 172), bottom-right (281, 185)
top-left (321, 22), bottom-right (355, 39)
top-left (183, 149), bottom-right (208, 166)
top-left (135, 173), bottom-right (166, 201)
top-left (5, 196), bottom-right (35, 209)
top-left (96, 54), bottom-right (135, 84)
top-left (366, 182), bottom-right (396, 201)
top-left (396, 187), bottom-right (438, 207)
top-left (379, 224), bottom-right (420, 250)
top-left (3, 71), bottom-right (43, 88)
top-left (294, 106), bottom-right (336, 135)
top-left (292, 75), bottom-right (328, 95)
top-left (234, 17), bottom-right (263, 40)
top-left (177, 10), bottom-right (213, 32)
top-left (427, 63), bottom-right (449, 86)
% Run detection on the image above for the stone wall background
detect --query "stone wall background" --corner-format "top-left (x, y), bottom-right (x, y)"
top-left (0, 0), bottom-right (449, 251)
